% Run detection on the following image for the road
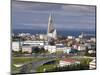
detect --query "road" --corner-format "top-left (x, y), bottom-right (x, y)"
top-left (16, 58), bottom-right (57, 74)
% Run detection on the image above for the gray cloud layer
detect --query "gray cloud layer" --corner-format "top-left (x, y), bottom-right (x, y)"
top-left (12, 0), bottom-right (96, 31)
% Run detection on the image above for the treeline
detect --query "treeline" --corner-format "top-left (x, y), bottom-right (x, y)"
top-left (12, 47), bottom-right (48, 55)
top-left (32, 47), bottom-right (48, 54)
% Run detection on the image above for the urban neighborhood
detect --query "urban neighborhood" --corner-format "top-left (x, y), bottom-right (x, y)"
top-left (11, 0), bottom-right (96, 74)
top-left (11, 13), bottom-right (96, 74)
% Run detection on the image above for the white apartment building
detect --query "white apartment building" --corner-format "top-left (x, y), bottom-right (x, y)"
top-left (39, 34), bottom-right (47, 40)
top-left (44, 45), bottom-right (56, 53)
top-left (63, 47), bottom-right (71, 54)
top-left (12, 41), bottom-right (47, 51)
top-left (67, 36), bottom-right (75, 39)
top-left (78, 44), bottom-right (86, 51)
top-left (22, 46), bottom-right (32, 53)
top-left (22, 41), bottom-right (46, 46)
top-left (12, 42), bottom-right (20, 51)
top-left (56, 44), bottom-right (66, 51)
top-left (90, 38), bottom-right (96, 43)
top-left (12, 41), bottom-right (70, 54)
top-left (18, 33), bottom-right (31, 37)
top-left (75, 38), bottom-right (81, 42)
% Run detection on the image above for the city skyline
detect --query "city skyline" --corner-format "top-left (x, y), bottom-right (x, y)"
top-left (11, 1), bottom-right (96, 74)
top-left (12, 0), bottom-right (96, 31)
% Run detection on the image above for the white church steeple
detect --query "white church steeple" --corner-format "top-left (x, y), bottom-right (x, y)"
top-left (47, 13), bottom-right (57, 40)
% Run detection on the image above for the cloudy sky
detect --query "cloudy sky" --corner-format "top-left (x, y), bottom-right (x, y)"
top-left (12, 0), bottom-right (96, 31)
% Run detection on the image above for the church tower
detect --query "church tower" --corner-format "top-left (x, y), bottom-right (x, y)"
top-left (47, 13), bottom-right (57, 40)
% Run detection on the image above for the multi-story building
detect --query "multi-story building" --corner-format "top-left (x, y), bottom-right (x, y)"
top-left (12, 42), bottom-right (21, 52)
top-left (22, 45), bottom-right (32, 53)
top-left (78, 44), bottom-right (86, 51)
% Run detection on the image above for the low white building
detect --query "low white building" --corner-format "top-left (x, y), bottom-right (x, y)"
top-left (12, 41), bottom-right (47, 51)
top-left (39, 34), bottom-right (47, 40)
top-left (72, 45), bottom-right (78, 50)
top-left (78, 44), bottom-right (86, 51)
top-left (18, 33), bottom-right (31, 37)
top-left (12, 41), bottom-right (72, 54)
top-left (75, 38), bottom-right (80, 42)
top-left (22, 46), bottom-right (32, 53)
top-left (12, 42), bottom-right (20, 51)
top-left (23, 41), bottom-right (45, 46)
top-left (67, 36), bottom-right (75, 39)
top-left (90, 38), bottom-right (96, 43)
top-left (39, 34), bottom-right (44, 40)
top-left (63, 47), bottom-right (71, 54)
top-left (44, 45), bottom-right (56, 53)
top-left (44, 44), bottom-right (68, 53)
top-left (88, 50), bottom-right (96, 54)
top-left (59, 58), bottom-right (80, 67)
top-left (56, 44), bottom-right (67, 52)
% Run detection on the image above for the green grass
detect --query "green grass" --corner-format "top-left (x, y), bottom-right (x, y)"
top-left (55, 51), bottom-right (63, 54)
top-left (11, 57), bottom-right (50, 73)
top-left (36, 58), bottom-right (60, 72)
top-left (79, 58), bottom-right (92, 64)
top-left (12, 57), bottom-right (47, 64)
top-left (36, 64), bottom-right (57, 72)
top-left (70, 56), bottom-right (93, 64)
top-left (11, 64), bottom-right (17, 70)
top-left (11, 64), bottom-right (21, 73)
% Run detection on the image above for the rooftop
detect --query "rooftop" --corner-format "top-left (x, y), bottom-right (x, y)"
top-left (61, 58), bottom-right (79, 63)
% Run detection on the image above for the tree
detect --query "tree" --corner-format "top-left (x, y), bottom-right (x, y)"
top-left (32, 47), bottom-right (40, 53)
top-left (40, 47), bottom-right (46, 53)
top-left (85, 47), bottom-right (89, 56)
top-left (49, 38), bottom-right (55, 45)
top-left (46, 63), bottom-right (89, 72)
